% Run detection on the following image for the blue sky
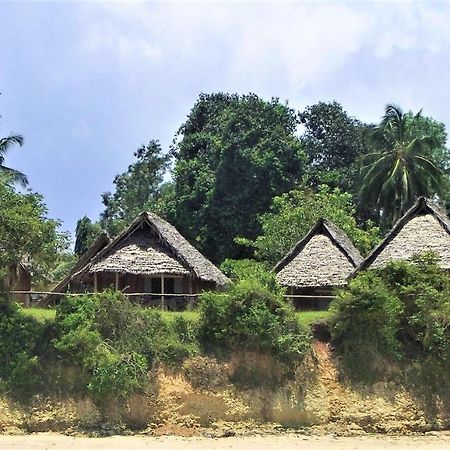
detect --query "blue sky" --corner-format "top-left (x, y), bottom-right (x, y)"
top-left (1, 1), bottom-right (450, 240)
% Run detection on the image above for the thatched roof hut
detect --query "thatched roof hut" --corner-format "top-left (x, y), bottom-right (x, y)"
top-left (76, 212), bottom-right (229, 285)
top-left (357, 197), bottom-right (450, 272)
top-left (274, 219), bottom-right (363, 295)
top-left (8, 260), bottom-right (31, 306)
top-left (46, 212), bottom-right (228, 307)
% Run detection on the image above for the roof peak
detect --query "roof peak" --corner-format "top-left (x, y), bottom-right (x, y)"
top-left (274, 218), bottom-right (363, 274)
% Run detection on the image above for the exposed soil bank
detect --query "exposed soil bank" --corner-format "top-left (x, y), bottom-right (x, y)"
top-left (1, 433), bottom-right (450, 450)
top-left (1, 341), bottom-right (449, 436)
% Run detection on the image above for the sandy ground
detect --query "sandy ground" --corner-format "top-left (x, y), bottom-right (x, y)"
top-left (1, 434), bottom-right (450, 450)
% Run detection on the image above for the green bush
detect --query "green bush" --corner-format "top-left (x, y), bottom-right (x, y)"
top-left (330, 253), bottom-right (450, 382)
top-left (198, 276), bottom-right (310, 367)
top-left (330, 271), bottom-right (403, 379)
top-left (0, 298), bottom-right (49, 395)
top-left (54, 291), bottom-right (198, 400)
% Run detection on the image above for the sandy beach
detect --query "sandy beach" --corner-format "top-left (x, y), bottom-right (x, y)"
top-left (1, 433), bottom-right (450, 450)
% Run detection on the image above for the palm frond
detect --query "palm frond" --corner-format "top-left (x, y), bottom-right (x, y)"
top-left (0, 165), bottom-right (28, 187)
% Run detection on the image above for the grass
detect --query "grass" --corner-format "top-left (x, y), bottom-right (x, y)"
top-left (296, 310), bottom-right (331, 328)
top-left (160, 310), bottom-right (199, 322)
top-left (22, 306), bottom-right (199, 324)
top-left (22, 307), bottom-right (330, 329)
top-left (21, 307), bottom-right (56, 322)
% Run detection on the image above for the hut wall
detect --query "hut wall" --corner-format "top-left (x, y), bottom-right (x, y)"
top-left (291, 286), bottom-right (333, 311)
top-left (8, 264), bottom-right (31, 307)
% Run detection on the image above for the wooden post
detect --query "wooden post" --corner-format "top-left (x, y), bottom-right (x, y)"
top-left (161, 276), bottom-right (165, 310)
top-left (187, 277), bottom-right (194, 310)
top-left (289, 286), bottom-right (295, 309)
top-left (94, 273), bottom-right (98, 292)
top-left (24, 293), bottom-right (30, 309)
top-left (115, 272), bottom-right (120, 291)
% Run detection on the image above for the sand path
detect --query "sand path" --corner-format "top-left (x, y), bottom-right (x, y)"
top-left (1, 433), bottom-right (450, 449)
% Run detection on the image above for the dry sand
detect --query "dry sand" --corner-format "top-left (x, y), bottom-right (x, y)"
top-left (1, 433), bottom-right (450, 450)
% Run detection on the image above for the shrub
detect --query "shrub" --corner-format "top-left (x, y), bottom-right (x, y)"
top-left (54, 291), bottom-right (199, 400)
top-left (198, 276), bottom-right (310, 368)
top-left (0, 297), bottom-right (50, 395)
top-left (330, 271), bottom-right (403, 379)
top-left (330, 253), bottom-right (450, 382)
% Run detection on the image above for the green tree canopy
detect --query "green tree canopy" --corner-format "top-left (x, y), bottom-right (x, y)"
top-left (74, 216), bottom-right (102, 256)
top-left (0, 177), bottom-right (69, 282)
top-left (250, 185), bottom-right (380, 265)
top-left (171, 92), bottom-right (306, 263)
top-left (100, 140), bottom-right (171, 236)
top-left (359, 105), bottom-right (446, 226)
top-left (299, 101), bottom-right (367, 191)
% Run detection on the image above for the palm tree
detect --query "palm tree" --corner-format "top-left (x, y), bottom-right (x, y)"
top-left (0, 133), bottom-right (28, 186)
top-left (359, 104), bottom-right (443, 225)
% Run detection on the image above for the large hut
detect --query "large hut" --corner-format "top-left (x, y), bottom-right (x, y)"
top-left (274, 219), bottom-right (363, 309)
top-left (46, 212), bottom-right (229, 308)
top-left (356, 197), bottom-right (450, 272)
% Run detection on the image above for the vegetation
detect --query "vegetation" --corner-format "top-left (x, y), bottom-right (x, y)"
top-left (198, 274), bottom-right (310, 367)
top-left (100, 140), bottom-right (171, 237)
top-left (360, 105), bottom-right (445, 227)
top-left (0, 177), bottom-right (69, 282)
top-left (0, 124), bottom-right (27, 186)
top-left (299, 101), bottom-right (367, 193)
top-left (251, 185), bottom-right (380, 264)
top-left (0, 298), bottom-right (50, 396)
top-left (169, 93), bottom-right (306, 262)
top-left (330, 253), bottom-right (450, 382)
top-left (3, 97), bottom-right (450, 405)
top-left (53, 291), bottom-right (198, 400)
top-left (74, 216), bottom-right (103, 256)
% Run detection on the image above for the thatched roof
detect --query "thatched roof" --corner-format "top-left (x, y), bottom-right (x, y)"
top-left (74, 212), bottom-right (229, 286)
top-left (40, 232), bottom-right (110, 305)
top-left (90, 230), bottom-right (190, 276)
top-left (356, 197), bottom-right (450, 272)
top-left (274, 219), bottom-right (363, 289)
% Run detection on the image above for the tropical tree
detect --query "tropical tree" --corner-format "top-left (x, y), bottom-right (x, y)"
top-left (299, 101), bottom-right (368, 192)
top-left (0, 133), bottom-right (27, 186)
top-left (359, 104), bottom-right (444, 226)
top-left (100, 140), bottom-right (171, 236)
top-left (171, 92), bottom-right (306, 263)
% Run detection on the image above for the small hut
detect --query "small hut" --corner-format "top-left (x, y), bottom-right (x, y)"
top-left (7, 261), bottom-right (31, 306)
top-left (46, 212), bottom-right (229, 308)
top-left (274, 219), bottom-right (363, 309)
top-left (356, 197), bottom-right (450, 272)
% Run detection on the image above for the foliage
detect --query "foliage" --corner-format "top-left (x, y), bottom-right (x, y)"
top-left (198, 275), bottom-right (310, 367)
top-left (53, 291), bottom-right (198, 400)
top-left (299, 101), bottom-right (367, 192)
top-left (0, 116), bottom-right (27, 186)
top-left (251, 185), bottom-right (380, 265)
top-left (0, 298), bottom-right (49, 395)
top-left (359, 105), bottom-right (445, 227)
top-left (296, 310), bottom-right (332, 329)
top-left (0, 178), bottom-right (69, 279)
top-left (74, 216), bottom-right (103, 256)
top-left (330, 271), bottom-right (403, 379)
top-left (100, 140), bottom-right (171, 236)
top-left (220, 258), bottom-right (272, 284)
top-left (170, 92), bottom-right (306, 263)
top-left (330, 253), bottom-right (450, 382)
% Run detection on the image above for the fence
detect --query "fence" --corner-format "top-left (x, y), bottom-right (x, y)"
top-left (10, 290), bottom-right (200, 310)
